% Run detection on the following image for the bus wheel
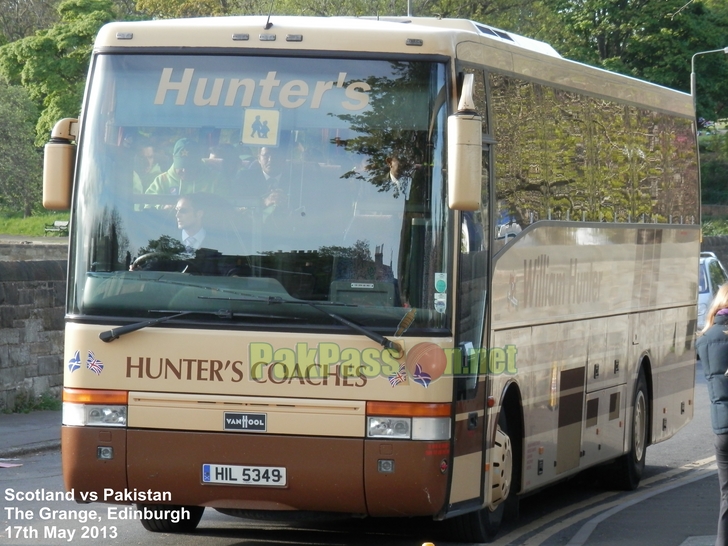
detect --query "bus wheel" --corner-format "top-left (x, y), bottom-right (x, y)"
top-left (608, 369), bottom-right (648, 491)
top-left (138, 504), bottom-right (205, 533)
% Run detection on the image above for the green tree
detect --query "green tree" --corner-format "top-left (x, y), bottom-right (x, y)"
top-left (0, 0), bottom-right (116, 145)
top-left (134, 0), bottom-right (536, 23)
top-left (0, 0), bottom-right (61, 42)
top-left (0, 81), bottom-right (42, 216)
top-left (620, 1), bottom-right (728, 120)
top-left (135, 0), bottom-right (270, 18)
top-left (543, 0), bottom-right (728, 120)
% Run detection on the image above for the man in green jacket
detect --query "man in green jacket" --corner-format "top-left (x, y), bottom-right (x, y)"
top-left (145, 138), bottom-right (214, 201)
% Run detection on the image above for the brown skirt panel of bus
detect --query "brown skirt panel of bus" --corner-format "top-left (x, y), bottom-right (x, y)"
top-left (63, 427), bottom-right (449, 516)
top-left (62, 426), bottom-right (128, 500)
top-left (126, 430), bottom-right (367, 513)
top-left (363, 440), bottom-right (449, 516)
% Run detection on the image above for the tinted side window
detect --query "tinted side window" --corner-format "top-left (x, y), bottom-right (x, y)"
top-left (709, 261), bottom-right (728, 296)
top-left (699, 264), bottom-right (708, 293)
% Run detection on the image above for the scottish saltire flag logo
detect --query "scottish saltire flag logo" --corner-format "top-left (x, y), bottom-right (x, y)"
top-left (68, 351), bottom-right (81, 373)
top-left (412, 363), bottom-right (432, 388)
top-left (389, 363), bottom-right (407, 387)
top-left (86, 351), bottom-right (104, 375)
top-left (202, 464), bottom-right (211, 482)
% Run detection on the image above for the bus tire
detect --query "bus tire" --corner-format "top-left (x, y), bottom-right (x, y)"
top-left (448, 409), bottom-right (514, 542)
top-left (137, 504), bottom-right (205, 533)
top-left (608, 368), bottom-right (648, 491)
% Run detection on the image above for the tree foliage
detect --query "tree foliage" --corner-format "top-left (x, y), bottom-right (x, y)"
top-left (543, 0), bottom-right (728, 120)
top-left (133, 0), bottom-right (536, 28)
top-left (0, 0), bottom-right (116, 145)
top-left (0, 0), bottom-right (61, 43)
top-left (0, 82), bottom-right (42, 216)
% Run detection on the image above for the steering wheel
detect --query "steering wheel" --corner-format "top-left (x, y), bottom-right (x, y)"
top-left (130, 252), bottom-right (194, 272)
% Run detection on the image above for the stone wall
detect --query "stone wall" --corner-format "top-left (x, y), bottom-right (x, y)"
top-left (702, 235), bottom-right (728, 265)
top-left (0, 240), bottom-right (67, 411)
top-left (0, 240), bottom-right (68, 262)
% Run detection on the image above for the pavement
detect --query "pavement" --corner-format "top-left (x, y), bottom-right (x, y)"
top-left (0, 409), bottom-right (61, 458)
top-left (0, 410), bottom-right (721, 545)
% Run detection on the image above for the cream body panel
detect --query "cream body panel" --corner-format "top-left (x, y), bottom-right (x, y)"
top-left (95, 17), bottom-right (462, 56)
top-left (127, 391), bottom-right (365, 436)
top-left (456, 41), bottom-right (692, 117)
top-left (491, 224), bottom-right (700, 330)
top-left (64, 323), bottom-right (454, 403)
top-left (449, 451), bottom-right (483, 503)
top-left (488, 224), bottom-right (698, 493)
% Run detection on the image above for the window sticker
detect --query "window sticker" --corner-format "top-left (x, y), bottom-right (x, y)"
top-left (242, 109), bottom-right (279, 146)
top-left (435, 273), bottom-right (447, 293)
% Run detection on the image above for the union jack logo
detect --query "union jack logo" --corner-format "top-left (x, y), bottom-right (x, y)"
top-left (389, 363), bottom-right (407, 387)
top-left (86, 351), bottom-right (104, 375)
top-left (68, 351), bottom-right (81, 373)
top-left (412, 363), bottom-right (432, 388)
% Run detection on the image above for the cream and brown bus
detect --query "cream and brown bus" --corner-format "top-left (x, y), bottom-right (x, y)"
top-left (44, 15), bottom-right (699, 542)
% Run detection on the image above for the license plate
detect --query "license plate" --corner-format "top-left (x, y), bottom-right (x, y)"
top-left (202, 464), bottom-right (287, 486)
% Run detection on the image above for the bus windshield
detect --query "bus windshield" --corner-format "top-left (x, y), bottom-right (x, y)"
top-left (69, 54), bottom-right (451, 335)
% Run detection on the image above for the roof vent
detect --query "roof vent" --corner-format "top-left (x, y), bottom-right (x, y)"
top-left (474, 24), bottom-right (513, 42)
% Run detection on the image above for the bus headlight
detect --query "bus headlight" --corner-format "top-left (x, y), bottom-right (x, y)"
top-left (368, 416), bottom-right (411, 438)
top-left (367, 416), bottom-right (451, 440)
top-left (63, 402), bottom-right (127, 427)
top-left (62, 388), bottom-right (128, 427)
top-left (366, 402), bottom-right (452, 440)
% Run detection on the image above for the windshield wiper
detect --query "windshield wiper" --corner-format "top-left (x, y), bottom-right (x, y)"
top-left (99, 309), bottom-right (233, 342)
top-left (202, 295), bottom-right (401, 352)
top-left (307, 303), bottom-right (402, 352)
top-left (98, 305), bottom-right (307, 342)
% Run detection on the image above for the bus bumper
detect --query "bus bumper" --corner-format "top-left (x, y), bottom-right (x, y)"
top-left (61, 426), bottom-right (449, 516)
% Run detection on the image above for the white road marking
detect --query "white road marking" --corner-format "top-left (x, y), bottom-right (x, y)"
top-left (490, 456), bottom-right (717, 546)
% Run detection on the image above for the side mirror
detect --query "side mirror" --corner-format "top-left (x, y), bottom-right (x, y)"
top-left (447, 73), bottom-right (482, 211)
top-left (43, 118), bottom-right (78, 210)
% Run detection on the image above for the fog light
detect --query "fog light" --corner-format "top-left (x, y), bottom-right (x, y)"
top-left (378, 459), bottom-right (395, 473)
top-left (97, 446), bottom-right (114, 460)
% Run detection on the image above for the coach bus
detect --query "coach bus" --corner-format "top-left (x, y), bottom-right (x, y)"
top-left (44, 15), bottom-right (699, 542)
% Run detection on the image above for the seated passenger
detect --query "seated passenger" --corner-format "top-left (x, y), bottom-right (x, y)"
top-left (145, 139), bottom-right (213, 202)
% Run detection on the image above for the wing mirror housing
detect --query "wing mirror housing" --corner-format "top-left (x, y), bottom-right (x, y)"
top-left (43, 118), bottom-right (78, 210)
top-left (447, 73), bottom-right (482, 211)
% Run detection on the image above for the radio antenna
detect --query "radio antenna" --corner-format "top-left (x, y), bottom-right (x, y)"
top-left (264, 0), bottom-right (274, 29)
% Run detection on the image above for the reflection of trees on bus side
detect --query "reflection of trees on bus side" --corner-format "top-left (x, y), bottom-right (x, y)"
top-left (137, 234), bottom-right (185, 258)
top-left (90, 206), bottom-right (131, 271)
top-left (328, 61), bottom-right (443, 312)
top-left (333, 61), bottom-right (433, 198)
top-left (491, 74), bottom-right (699, 227)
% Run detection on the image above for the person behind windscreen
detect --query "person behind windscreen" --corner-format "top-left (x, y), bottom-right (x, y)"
top-left (135, 140), bottom-right (162, 192)
top-left (696, 283), bottom-right (728, 546)
top-left (145, 138), bottom-right (211, 198)
top-left (227, 145), bottom-right (289, 209)
top-left (248, 146), bottom-right (289, 190)
top-left (175, 194), bottom-right (206, 252)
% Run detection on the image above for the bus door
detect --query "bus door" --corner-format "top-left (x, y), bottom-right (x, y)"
top-left (446, 160), bottom-right (491, 513)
